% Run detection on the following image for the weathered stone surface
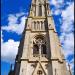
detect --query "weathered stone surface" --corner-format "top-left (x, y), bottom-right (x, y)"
top-left (8, 0), bottom-right (71, 75)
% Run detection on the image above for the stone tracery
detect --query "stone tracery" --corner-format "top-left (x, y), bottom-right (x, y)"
top-left (33, 35), bottom-right (47, 57)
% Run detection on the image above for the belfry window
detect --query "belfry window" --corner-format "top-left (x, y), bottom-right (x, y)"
top-left (33, 35), bottom-right (47, 57)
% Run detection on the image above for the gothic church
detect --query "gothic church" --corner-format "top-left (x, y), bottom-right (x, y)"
top-left (9, 0), bottom-right (71, 75)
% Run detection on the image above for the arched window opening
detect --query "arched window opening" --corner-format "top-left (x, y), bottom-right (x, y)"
top-left (33, 41), bottom-right (39, 53)
top-left (41, 44), bottom-right (46, 54)
top-left (33, 44), bottom-right (39, 54)
top-left (37, 21), bottom-right (40, 24)
top-left (39, 5), bottom-right (42, 16)
top-left (33, 35), bottom-right (47, 57)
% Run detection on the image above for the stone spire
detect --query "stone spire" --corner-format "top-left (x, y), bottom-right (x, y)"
top-left (29, 0), bottom-right (51, 17)
top-left (9, 0), bottom-right (70, 75)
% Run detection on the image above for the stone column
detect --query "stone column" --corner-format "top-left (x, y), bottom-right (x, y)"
top-left (40, 22), bottom-right (41, 30)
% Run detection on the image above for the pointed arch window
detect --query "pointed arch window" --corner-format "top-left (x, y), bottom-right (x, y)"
top-left (33, 35), bottom-right (47, 57)
top-left (33, 41), bottom-right (39, 54)
top-left (39, 5), bottom-right (42, 16)
top-left (41, 44), bottom-right (46, 54)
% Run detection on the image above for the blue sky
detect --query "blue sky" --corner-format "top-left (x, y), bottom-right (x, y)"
top-left (1, 0), bottom-right (74, 75)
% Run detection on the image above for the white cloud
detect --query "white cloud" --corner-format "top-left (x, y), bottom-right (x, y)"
top-left (50, 0), bottom-right (74, 60)
top-left (49, 0), bottom-right (64, 15)
top-left (1, 30), bottom-right (19, 63)
top-left (1, 12), bottom-right (28, 63)
top-left (1, 38), bottom-right (19, 63)
top-left (8, 14), bottom-right (18, 24)
top-left (50, 0), bottom-right (74, 73)
top-left (66, 57), bottom-right (74, 75)
top-left (61, 2), bottom-right (74, 32)
top-left (51, 9), bottom-right (62, 15)
top-left (60, 2), bottom-right (74, 56)
top-left (49, 0), bottom-right (74, 16)
top-left (2, 12), bottom-right (27, 35)
top-left (70, 59), bottom-right (74, 71)
top-left (50, 0), bottom-right (64, 6)
top-left (50, 0), bottom-right (57, 6)
top-left (1, 30), bottom-right (3, 43)
top-left (59, 2), bottom-right (74, 73)
top-left (15, 12), bottom-right (28, 17)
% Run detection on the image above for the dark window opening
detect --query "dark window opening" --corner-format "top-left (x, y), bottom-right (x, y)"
top-left (39, 5), bottom-right (42, 16)
top-left (41, 44), bottom-right (46, 54)
top-left (33, 35), bottom-right (47, 57)
top-left (33, 44), bottom-right (39, 54)
top-left (34, 0), bottom-right (36, 4)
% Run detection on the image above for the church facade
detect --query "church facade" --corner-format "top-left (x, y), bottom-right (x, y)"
top-left (9, 0), bottom-right (71, 75)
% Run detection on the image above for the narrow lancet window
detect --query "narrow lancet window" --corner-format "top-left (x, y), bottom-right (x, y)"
top-left (33, 42), bottom-right (39, 55)
top-left (39, 5), bottom-right (42, 16)
top-left (41, 44), bottom-right (46, 54)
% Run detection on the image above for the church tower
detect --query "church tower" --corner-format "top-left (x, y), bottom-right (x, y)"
top-left (13, 0), bottom-right (69, 75)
